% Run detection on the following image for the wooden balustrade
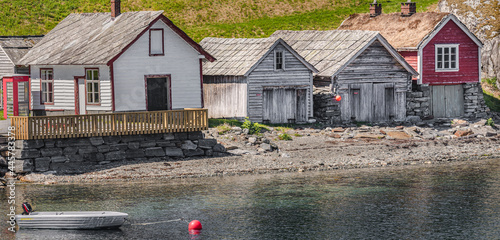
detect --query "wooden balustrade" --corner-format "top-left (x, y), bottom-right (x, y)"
top-left (10, 109), bottom-right (208, 140)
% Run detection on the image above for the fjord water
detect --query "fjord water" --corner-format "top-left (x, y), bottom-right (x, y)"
top-left (2, 159), bottom-right (500, 239)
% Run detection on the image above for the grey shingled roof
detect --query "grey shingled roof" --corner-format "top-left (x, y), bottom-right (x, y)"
top-left (20, 11), bottom-right (164, 65)
top-left (200, 37), bottom-right (282, 76)
top-left (270, 30), bottom-right (382, 77)
top-left (0, 36), bottom-right (43, 64)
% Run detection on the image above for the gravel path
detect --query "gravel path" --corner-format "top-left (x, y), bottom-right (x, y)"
top-left (15, 118), bottom-right (500, 184)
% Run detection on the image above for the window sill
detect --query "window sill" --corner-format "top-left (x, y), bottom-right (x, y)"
top-left (149, 54), bottom-right (165, 57)
top-left (435, 69), bottom-right (459, 72)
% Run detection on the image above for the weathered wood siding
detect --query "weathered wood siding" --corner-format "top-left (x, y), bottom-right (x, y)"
top-left (113, 20), bottom-right (203, 111)
top-left (0, 46), bottom-right (14, 78)
top-left (247, 43), bottom-right (313, 123)
top-left (422, 20), bottom-right (480, 85)
top-left (431, 84), bottom-right (464, 118)
top-left (30, 65), bottom-right (112, 112)
top-left (203, 76), bottom-right (247, 118)
top-left (337, 40), bottom-right (410, 122)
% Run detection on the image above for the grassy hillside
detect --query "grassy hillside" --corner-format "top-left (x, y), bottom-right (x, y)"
top-left (0, 0), bottom-right (439, 42)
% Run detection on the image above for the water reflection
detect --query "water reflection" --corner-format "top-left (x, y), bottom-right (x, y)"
top-left (1, 159), bottom-right (499, 239)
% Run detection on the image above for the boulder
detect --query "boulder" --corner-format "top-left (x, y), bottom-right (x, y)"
top-left (41, 148), bottom-right (62, 157)
top-left (165, 147), bottom-right (184, 157)
top-left (126, 149), bottom-right (145, 159)
top-left (188, 131), bottom-right (204, 140)
top-left (78, 146), bottom-right (98, 155)
top-left (260, 143), bottom-right (272, 152)
top-left (181, 140), bottom-right (197, 150)
top-left (386, 131), bottom-right (411, 140)
top-left (213, 144), bottom-right (226, 152)
top-left (89, 137), bottom-right (104, 146)
top-left (105, 151), bottom-right (126, 161)
top-left (198, 139), bottom-right (218, 149)
top-left (145, 147), bottom-right (165, 157)
top-left (183, 149), bottom-right (205, 157)
top-left (34, 157), bottom-right (51, 172)
top-left (455, 129), bottom-right (474, 137)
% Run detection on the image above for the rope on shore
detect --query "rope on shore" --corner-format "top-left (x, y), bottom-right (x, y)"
top-left (131, 218), bottom-right (185, 226)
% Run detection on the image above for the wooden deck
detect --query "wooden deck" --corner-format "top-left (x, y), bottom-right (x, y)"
top-left (10, 109), bottom-right (208, 140)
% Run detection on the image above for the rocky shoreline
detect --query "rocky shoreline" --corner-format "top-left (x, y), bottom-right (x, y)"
top-left (3, 117), bottom-right (497, 185)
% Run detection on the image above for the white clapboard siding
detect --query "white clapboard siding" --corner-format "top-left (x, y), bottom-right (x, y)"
top-left (0, 46), bottom-right (14, 78)
top-left (113, 20), bottom-right (202, 111)
top-left (247, 43), bottom-right (313, 123)
top-left (337, 40), bottom-right (410, 122)
top-left (30, 65), bottom-right (111, 111)
top-left (203, 76), bottom-right (247, 118)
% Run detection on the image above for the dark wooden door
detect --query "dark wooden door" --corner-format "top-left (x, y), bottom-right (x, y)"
top-left (263, 88), bottom-right (297, 123)
top-left (146, 77), bottom-right (170, 111)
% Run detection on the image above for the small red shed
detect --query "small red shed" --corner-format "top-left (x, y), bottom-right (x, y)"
top-left (3, 75), bottom-right (30, 119)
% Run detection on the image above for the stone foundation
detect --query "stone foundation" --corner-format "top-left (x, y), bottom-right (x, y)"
top-left (12, 132), bottom-right (226, 174)
top-left (313, 90), bottom-right (341, 124)
top-left (406, 83), bottom-right (431, 119)
top-left (463, 82), bottom-right (490, 118)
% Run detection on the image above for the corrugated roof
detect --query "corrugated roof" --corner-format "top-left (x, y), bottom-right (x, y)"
top-left (0, 36), bottom-right (43, 64)
top-left (200, 37), bottom-right (282, 76)
top-left (270, 30), bottom-right (380, 77)
top-left (338, 12), bottom-right (449, 50)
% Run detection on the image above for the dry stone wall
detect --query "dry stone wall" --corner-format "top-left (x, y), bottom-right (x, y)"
top-left (12, 132), bottom-right (226, 174)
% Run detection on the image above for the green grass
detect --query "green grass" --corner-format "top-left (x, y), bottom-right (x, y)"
top-left (208, 118), bottom-right (242, 128)
top-left (0, 0), bottom-right (439, 42)
top-left (483, 91), bottom-right (500, 112)
top-left (482, 78), bottom-right (500, 112)
top-left (0, 110), bottom-right (4, 120)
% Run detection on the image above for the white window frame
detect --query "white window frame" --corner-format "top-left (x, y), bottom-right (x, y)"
top-left (435, 44), bottom-right (459, 72)
top-left (274, 50), bottom-right (285, 71)
top-left (40, 69), bottom-right (54, 104)
top-left (86, 69), bottom-right (100, 104)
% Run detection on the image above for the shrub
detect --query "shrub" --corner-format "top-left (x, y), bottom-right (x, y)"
top-left (486, 118), bottom-right (495, 127)
top-left (242, 117), bottom-right (261, 135)
top-left (216, 123), bottom-right (232, 135)
top-left (278, 133), bottom-right (292, 140)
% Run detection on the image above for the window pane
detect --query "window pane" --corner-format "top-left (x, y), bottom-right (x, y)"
top-left (88, 93), bottom-right (93, 103)
top-left (444, 54), bottom-right (449, 62)
top-left (48, 82), bottom-right (53, 92)
top-left (94, 93), bottom-right (99, 103)
top-left (445, 61), bottom-right (449, 68)
top-left (87, 83), bottom-right (92, 92)
top-left (451, 62), bottom-right (456, 69)
top-left (437, 55), bottom-right (442, 62)
top-left (150, 30), bottom-right (163, 55)
top-left (444, 48), bottom-right (449, 54)
top-left (86, 70), bottom-right (92, 80)
top-left (94, 82), bottom-right (99, 92)
top-left (49, 93), bottom-right (53, 102)
top-left (437, 62), bottom-right (442, 68)
top-left (48, 71), bottom-right (53, 80)
top-left (42, 82), bottom-right (47, 92)
top-left (451, 47), bottom-right (456, 54)
top-left (42, 94), bottom-right (47, 103)
top-left (93, 70), bottom-right (99, 80)
top-left (41, 71), bottom-right (46, 80)
top-left (437, 48), bottom-right (442, 54)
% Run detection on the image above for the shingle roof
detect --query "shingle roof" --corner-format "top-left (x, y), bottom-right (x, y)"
top-left (0, 36), bottom-right (43, 64)
top-left (200, 37), bottom-right (317, 76)
top-left (19, 11), bottom-right (214, 65)
top-left (271, 30), bottom-right (381, 77)
top-left (337, 12), bottom-right (450, 50)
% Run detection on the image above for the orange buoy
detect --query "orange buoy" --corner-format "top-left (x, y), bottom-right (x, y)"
top-left (335, 95), bottom-right (342, 101)
top-left (188, 220), bottom-right (202, 234)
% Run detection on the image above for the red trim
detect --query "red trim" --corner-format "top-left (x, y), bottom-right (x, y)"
top-left (199, 59), bottom-right (204, 108)
top-left (28, 76), bottom-right (32, 111)
top-left (73, 76), bottom-right (85, 115)
top-left (144, 74), bottom-right (172, 111)
top-left (107, 14), bottom-right (215, 66)
top-left (149, 28), bottom-right (165, 56)
top-left (110, 64), bottom-right (116, 111)
top-left (84, 68), bottom-right (101, 106)
top-left (39, 68), bottom-right (54, 105)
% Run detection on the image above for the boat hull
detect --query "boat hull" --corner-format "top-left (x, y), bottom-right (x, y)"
top-left (15, 211), bottom-right (128, 229)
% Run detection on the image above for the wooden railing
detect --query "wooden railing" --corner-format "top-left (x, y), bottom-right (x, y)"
top-left (10, 109), bottom-right (208, 140)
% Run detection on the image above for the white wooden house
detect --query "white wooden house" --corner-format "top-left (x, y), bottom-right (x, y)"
top-left (19, 1), bottom-right (214, 116)
top-left (200, 37), bottom-right (318, 123)
top-left (271, 30), bottom-right (419, 123)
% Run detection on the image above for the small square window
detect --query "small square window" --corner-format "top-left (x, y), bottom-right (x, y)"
top-left (435, 45), bottom-right (459, 71)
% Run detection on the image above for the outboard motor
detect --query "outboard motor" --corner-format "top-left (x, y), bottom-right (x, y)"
top-left (22, 202), bottom-right (33, 215)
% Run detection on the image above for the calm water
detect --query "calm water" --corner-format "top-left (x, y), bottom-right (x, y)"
top-left (2, 159), bottom-right (500, 239)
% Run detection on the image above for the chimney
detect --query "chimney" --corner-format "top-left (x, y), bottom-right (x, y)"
top-left (401, 0), bottom-right (416, 17)
top-left (111, 0), bottom-right (121, 18)
top-left (370, 0), bottom-right (382, 17)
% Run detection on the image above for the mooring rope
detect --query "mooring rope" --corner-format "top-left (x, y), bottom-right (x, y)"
top-left (129, 218), bottom-right (186, 226)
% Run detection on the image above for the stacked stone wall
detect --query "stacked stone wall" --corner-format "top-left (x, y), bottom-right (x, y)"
top-left (463, 82), bottom-right (489, 118)
top-left (406, 84), bottom-right (431, 119)
top-left (313, 91), bottom-right (341, 124)
top-left (12, 132), bottom-right (226, 174)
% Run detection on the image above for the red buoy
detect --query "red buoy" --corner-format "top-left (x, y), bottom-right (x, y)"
top-left (188, 220), bottom-right (202, 234)
top-left (335, 95), bottom-right (342, 101)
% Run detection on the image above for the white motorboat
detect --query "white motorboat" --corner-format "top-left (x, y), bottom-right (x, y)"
top-left (15, 203), bottom-right (128, 229)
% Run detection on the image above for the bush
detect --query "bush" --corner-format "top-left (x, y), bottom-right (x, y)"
top-left (278, 133), bottom-right (292, 141)
top-left (486, 118), bottom-right (495, 127)
top-left (242, 117), bottom-right (261, 135)
top-left (216, 123), bottom-right (232, 135)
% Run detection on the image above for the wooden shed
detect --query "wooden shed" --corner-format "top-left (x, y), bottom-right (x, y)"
top-left (338, 3), bottom-right (485, 119)
top-left (271, 30), bottom-right (419, 123)
top-left (200, 37), bottom-right (318, 124)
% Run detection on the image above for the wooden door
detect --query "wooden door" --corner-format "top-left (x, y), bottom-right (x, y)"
top-left (432, 85), bottom-right (464, 118)
top-left (263, 88), bottom-right (297, 123)
top-left (296, 89), bottom-right (307, 123)
top-left (146, 77), bottom-right (170, 111)
top-left (78, 79), bottom-right (86, 114)
top-left (349, 83), bottom-right (395, 122)
top-left (373, 83), bottom-right (395, 122)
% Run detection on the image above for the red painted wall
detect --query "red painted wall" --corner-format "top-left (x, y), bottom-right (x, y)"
top-left (421, 20), bottom-right (479, 85)
top-left (400, 51), bottom-right (418, 80)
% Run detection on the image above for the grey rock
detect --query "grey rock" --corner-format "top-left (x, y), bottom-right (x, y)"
top-left (81, 153), bottom-right (105, 162)
top-left (121, 135), bottom-right (144, 143)
top-left (97, 145), bottom-right (111, 153)
top-left (198, 139), bottom-right (218, 149)
top-left (128, 142), bottom-right (140, 150)
top-left (51, 156), bottom-right (68, 163)
top-left (78, 146), bottom-right (98, 155)
top-left (89, 137), bottom-right (104, 146)
top-left (0, 156), bottom-right (7, 167)
top-left (164, 133), bottom-right (175, 141)
top-left (41, 148), bottom-right (62, 157)
top-left (103, 136), bottom-right (121, 144)
top-left (188, 131), bottom-right (204, 140)
top-left (105, 151), bottom-right (126, 161)
top-left (126, 149), bottom-right (145, 159)
top-left (44, 140), bottom-right (55, 148)
top-left (260, 143), bottom-right (272, 152)
top-left (242, 128), bottom-right (250, 135)
top-left (67, 154), bottom-right (84, 162)
top-left (181, 140), bottom-right (197, 150)
top-left (99, 161), bottom-right (111, 165)
top-left (156, 141), bottom-right (176, 147)
top-left (213, 152), bottom-right (228, 157)
top-left (165, 147), bottom-right (184, 157)
top-left (174, 132), bottom-right (188, 141)
top-left (183, 149), bottom-right (205, 157)
top-left (140, 142), bottom-right (157, 148)
top-left (14, 149), bottom-right (40, 159)
top-left (110, 143), bottom-right (129, 151)
top-left (144, 134), bottom-right (163, 141)
top-left (63, 147), bottom-right (78, 155)
top-left (213, 144), bottom-right (226, 153)
top-left (248, 137), bottom-right (257, 144)
top-left (204, 149), bottom-right (213, 156)
top-left (19, 140), bottom-right (44, 149)
top-left (405, 116), bottom-right (422, 123)
top-left (145, 147), bottom-right (165, 157)
top-left (35, 157), bottom-right (51, 172)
